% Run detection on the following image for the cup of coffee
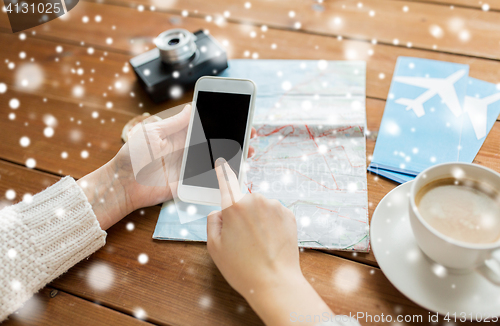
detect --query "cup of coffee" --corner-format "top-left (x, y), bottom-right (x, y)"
top-left (409, 163), bottom-right (500, 281)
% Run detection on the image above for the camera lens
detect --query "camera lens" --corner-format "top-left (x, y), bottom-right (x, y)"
top-left (168, 38), bottom-right (180, 46)
top-left (154, 29), bottom-right (197, 64)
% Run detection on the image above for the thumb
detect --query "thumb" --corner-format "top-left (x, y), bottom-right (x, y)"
top-left (207, 210), bottom-right (222, 252)
top-left (158, 104), bottom-right (192, 138)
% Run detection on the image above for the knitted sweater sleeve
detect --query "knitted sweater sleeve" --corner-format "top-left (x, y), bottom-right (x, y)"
top-left (0, 176), bottom-right (107, 321)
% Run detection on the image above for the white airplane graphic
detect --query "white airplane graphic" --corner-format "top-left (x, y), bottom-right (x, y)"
top-left (464, 93), bottom-right (500, 140)
top-left (394, 70), bottom-right (467, 118)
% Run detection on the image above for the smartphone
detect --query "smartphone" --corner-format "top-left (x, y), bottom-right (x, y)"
top-left (177, 76), bottom-right (256, 206)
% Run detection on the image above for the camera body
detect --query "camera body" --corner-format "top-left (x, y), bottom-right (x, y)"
top-left (130, 29), bottom-right (228, 103)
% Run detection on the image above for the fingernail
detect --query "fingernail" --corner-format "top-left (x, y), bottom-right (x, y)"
top-left (215, 157), bottom-right (227, 168)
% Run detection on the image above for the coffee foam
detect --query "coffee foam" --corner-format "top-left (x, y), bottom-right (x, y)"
top-left (416, 178), bottom-right (500, 245)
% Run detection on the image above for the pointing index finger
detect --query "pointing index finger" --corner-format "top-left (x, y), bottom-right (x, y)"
top-left (215, 157), bottom-right (243, 209)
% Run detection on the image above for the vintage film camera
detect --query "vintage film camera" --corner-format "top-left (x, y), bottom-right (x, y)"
top-left (130, 29), bottom-right (228, 103)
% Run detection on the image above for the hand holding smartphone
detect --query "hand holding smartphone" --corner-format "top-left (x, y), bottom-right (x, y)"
top-left (177, 76), bottom-right (256, 206)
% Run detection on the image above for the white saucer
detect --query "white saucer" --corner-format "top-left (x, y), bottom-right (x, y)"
top-left (371, 181), bottom-right (500, 316)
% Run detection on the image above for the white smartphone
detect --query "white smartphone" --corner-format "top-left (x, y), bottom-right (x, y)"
top-left (177, 76), bottom-right (256, 206)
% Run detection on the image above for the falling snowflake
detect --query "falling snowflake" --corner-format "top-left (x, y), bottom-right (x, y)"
top-left (459, 30), bottom-right (470, 42)
top-left (19, 136), bottom-right (30, 147)
top-left (138, 253), bottom-right (149, 264)
top-left (332, 17), bottom-right (342, 26)
top-left (299, 216), bottom-right (311, 227)
top-left (170, 86), bottom-right (182, 98)
top-left (334, 265), bottom-right (360, 292)
top-left (72, 85), bottom-right (84, 97)
top-left (55, 208), bottom-right (65, 217)
top-left (198, 295), bottom-right (212, 309)
top-left (187, 205), bottom-right (197, 215)
top-left (281, 81), bottom-right (292, 91)
top-left (7, 248), bottom-right (17, 259)
top-left (44, 127), bottom-right (54, 138)
top-left (11, 280), bottom-right (22, 291)
top-left (259, 181), bottom-right (270, 192)
top-left (9, 98), bottom-right (20, 109)
top-left (5, 189), bottom-right (16, 200)
top-left (25, 158), bottom-right (36, 169)
top-left (432, 263), bottom-right (447, 278)
top-left (87, 263), bottom-right (114, 291)
top-left (451, 167), bottom-right (465, 179)
top-left (133, 307), bottom-right (147, 320)
top-left (22, 193), bottom-right (33, 203)
top-left (348, 183), bottom-right (358, 192)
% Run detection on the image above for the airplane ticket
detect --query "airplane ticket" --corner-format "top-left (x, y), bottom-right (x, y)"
top-left (369, 57), bottom-right (500, 183)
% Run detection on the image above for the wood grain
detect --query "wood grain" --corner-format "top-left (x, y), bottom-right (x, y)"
top-left (1, 0), bottom-right (500, 324)
top-left (0, 160), bottom-right (475, 326)
top-left (1, 1), bottom-right (500, 112)
top-left (0, 91), bottom-right (131, 178)
top-left (2, 287), bottom-right (151, 326)
top-left (417, 0), bottom-right (500, 11)
top-left (81, 0), bottom-right (500, 60)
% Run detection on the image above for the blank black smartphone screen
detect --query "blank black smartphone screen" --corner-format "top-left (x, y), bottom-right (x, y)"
top-left (182, 91), bottom-right (251, 189)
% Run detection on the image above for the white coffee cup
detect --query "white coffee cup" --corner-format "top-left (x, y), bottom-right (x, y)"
top-left (409, 163), bottom-right (500, 282)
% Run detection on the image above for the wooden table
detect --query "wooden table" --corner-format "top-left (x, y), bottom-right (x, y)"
top-left (0, 0), bottom-right (498, 325)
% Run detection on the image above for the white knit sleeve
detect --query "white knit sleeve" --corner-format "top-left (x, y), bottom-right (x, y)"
top-left (0, 176), bottom-right (106, 321)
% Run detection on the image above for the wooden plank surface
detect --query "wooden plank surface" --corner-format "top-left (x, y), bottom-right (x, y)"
top-left (82, 0), bottom-right (500, 60)
top-left (0, 91), bottom-right (130, 177)
top-left (1, 1), bottom-right (500, 110)
top-left (0, 1), bottom-right (499, 274)
top-left (1, 0), bottom-right (500, 324)
top-left (2, 287), bottom-right (152, 326)
top-left (417, 0), bottom-right (500, 11)
top-left (1, 160), bottom-right (477, 326)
